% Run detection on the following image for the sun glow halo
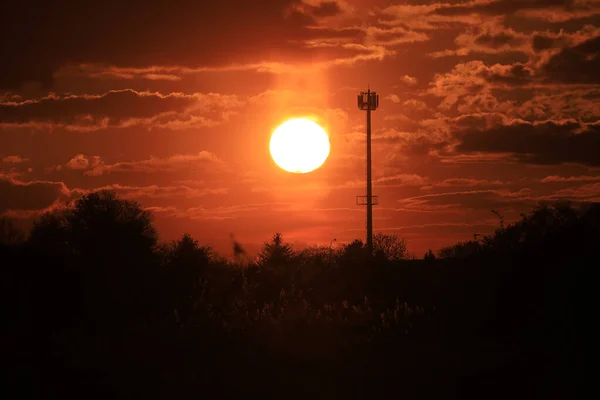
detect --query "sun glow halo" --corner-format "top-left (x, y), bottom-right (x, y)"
top-left (269, 118), bottom-right (331, 173)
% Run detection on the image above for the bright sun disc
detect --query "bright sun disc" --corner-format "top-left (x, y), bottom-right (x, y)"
top-left (270, 118), bottom-right (330, 174)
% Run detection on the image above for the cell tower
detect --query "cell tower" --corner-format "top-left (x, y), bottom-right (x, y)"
top-left (356, 88), bottom-right (379, 255)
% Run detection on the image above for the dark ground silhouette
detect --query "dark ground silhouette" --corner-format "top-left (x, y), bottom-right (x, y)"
top-left (1, 190), bottom-right (593, 399)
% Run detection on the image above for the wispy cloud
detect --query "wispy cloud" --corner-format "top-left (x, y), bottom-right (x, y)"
top-left (83, 152), bottom-right (226, 176)
top-left (0, 89), bottom-right (243, 132)
top-left (2, 155), bottom-right (29, 164)
top-left (0, 176), bottom-right (71, 214)
top-left (541, 175), bottom-right (600, 183)
top-left (73, 184), bottom-right (228, 200)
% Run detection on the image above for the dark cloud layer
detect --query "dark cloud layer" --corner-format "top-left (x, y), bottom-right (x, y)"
top-left (457, 121), bottom-right (600, 166)
top-left (0, 177), bottom-right (68, 213)
top-left (0, 90), bottom-right (194, 122)
top-left (435, 0), bottom-right (583, 17)
top-left (0, 0), bottom-right (366, 89)
top-left (0, 90), bottom-right (243, 131)
top-left (543, 36), bottom-right (600, 83)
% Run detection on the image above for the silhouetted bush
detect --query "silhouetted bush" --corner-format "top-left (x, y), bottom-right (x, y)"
top-left (373, 232), bottom-right (408, 260)
top-left (438, 201), bottom-right (599, 259)
top-left (0, 216), bottom-right (24, 247)
top-left (2, 193), bottom-right (594, 399)
top-left (424, 249), bottom-right (436, 260)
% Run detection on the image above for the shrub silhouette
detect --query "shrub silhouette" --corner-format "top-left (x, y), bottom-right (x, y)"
top-left (339, 238), bottom-right (367, 262)
top-left (28, 210), bottom-right (71, 255)
top-left (424, 249), bottom-right (436, 260)
top-left (373, 232), bottom-right (407, 261)
top-left (438, 201), bottom-right (599, 258)
top-left (2, 194), bottom-right (595, 399)
top-left (0, 216), bottom-right (25, 247)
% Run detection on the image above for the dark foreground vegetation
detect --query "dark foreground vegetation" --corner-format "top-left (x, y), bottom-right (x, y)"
top-left (1, 191), bottom-right (594, 399)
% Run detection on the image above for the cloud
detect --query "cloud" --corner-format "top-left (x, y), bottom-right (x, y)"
top-left (398, 75), bottom-right (418, 86)
top-left (378, 3), bottom-right (483, 30)
top-left (84, 151), bottom-right (225, 176)
top-left (335, 174), bottom-right (427, 189)
top-left (531, 25), bottom-right (600, 54)
top-left (375, 173), bottom-right (428, 186)
top-left (73, 184), bottom-right (229, 200)
top-left (0, 1), bottom-right (297, 88)
top-left (2, 155), bottom-right (29, 164)
top-left (428, 60), bottom-right (535, 100)
top-left (397, 188), bottom-right (538, 212)
top-left (542, 35), bottom-right (600, 84)
top-left (516, 2), bottom-right (600, 22)
top-left (44, 165), bottom-right (63, 174)
top-left (0, 1), bottom-right (402, 89)
top-left (59, 40), bottom-right (395, 79)
top-left (435, 178), bottom-right (505, 187)
top-left (426, 61), bottom-right (517, 113)
top-left (424, 52), bottom-right (600, 118)
top-left (361, 26), bottom-right (429, 46)
top-left (65, 154), bottom-right (103, 170)
top-left (385, 94), bottom-right (401, 103)
top-left (0, 89), bottom-right (242, 131)
top-left (512, 88), bottom-right (600, 122)
top-left (437, 152), bottom-right (523, 164)
top-left (379, 0), bottom-right (600, 34)
top-left (541, 175), bottom-right (600, 183)
top-left (425, 17), bottom-right (600, 90)
top-left (456, 120), bottom-right (600, 166)
top-left (151, 203), bottom-right (292, 221)
top-left (402, 99), bottom-right (428, 110)
top-left (287, 0), bottom-right (345, 18)
top-left (0, 176), bottom-right (70, 213)
top-left (3, 0), bottom-right (598, 90)
top-left (429, 22), bottom-right (530, 57)
top-left (0, 178), bottom-right (228, 218)
top-left (361, 222), bottom-right (501, 234)
top-left (551, 182), bottom-right (600, 200)
top-left (433, 0), bottom-right (597, 20)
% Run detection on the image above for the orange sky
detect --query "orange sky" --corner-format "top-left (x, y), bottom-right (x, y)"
top-left (1, 0), bottom-right (600, 258)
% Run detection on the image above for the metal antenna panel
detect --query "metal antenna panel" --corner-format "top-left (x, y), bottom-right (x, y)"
top-left (357, 91), bottom-right (379, 111)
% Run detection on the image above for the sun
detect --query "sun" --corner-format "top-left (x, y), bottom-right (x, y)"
top-left (270, 118), bottom-right (331, 174)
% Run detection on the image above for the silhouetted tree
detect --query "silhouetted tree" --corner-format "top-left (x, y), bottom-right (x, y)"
top-left (28, 208), bottom-right (71, 255)
top-left (424, 249), bottom-right (436, 260)
top-left (337, 239), bottom-right (370, 269)
top-left (0, 216), bottom-right (24, 247)
top-left (491, 209), bottom-right (505, 229)
top-left (67, 190), bottom-right (158, 262)
top-left (298, 245), bottom-right (337, 268)
top-left (438, 240), bottom-right (483, 259)
top-left (373, 232), bottom-right (407, 261)
top-left (160, 233), bottom-right (212, 315)
top-left (341, 239), bottom-right (365, 257)
top-left (257, 233), bottom-right (295, 267)
top-left (438, 202), bottom-right (600, 258)
top-left (163, 233), bottom-right (211, 267)
top-left (3, 199), bottom-right (596, 398)
top-left (26, 190), bottom-right (160, 326)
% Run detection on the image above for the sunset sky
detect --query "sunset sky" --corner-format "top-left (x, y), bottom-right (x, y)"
top-left (2, 0), bottom-right (600, 258)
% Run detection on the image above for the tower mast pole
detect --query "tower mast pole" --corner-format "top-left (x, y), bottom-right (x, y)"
top-left (357, 88), bottom-right (379, 257)
top-left (366, 88), bottom-right (373, 255)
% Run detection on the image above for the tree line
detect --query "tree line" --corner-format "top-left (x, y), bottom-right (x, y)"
top-left (1, 190), bottom-right (595, 398)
